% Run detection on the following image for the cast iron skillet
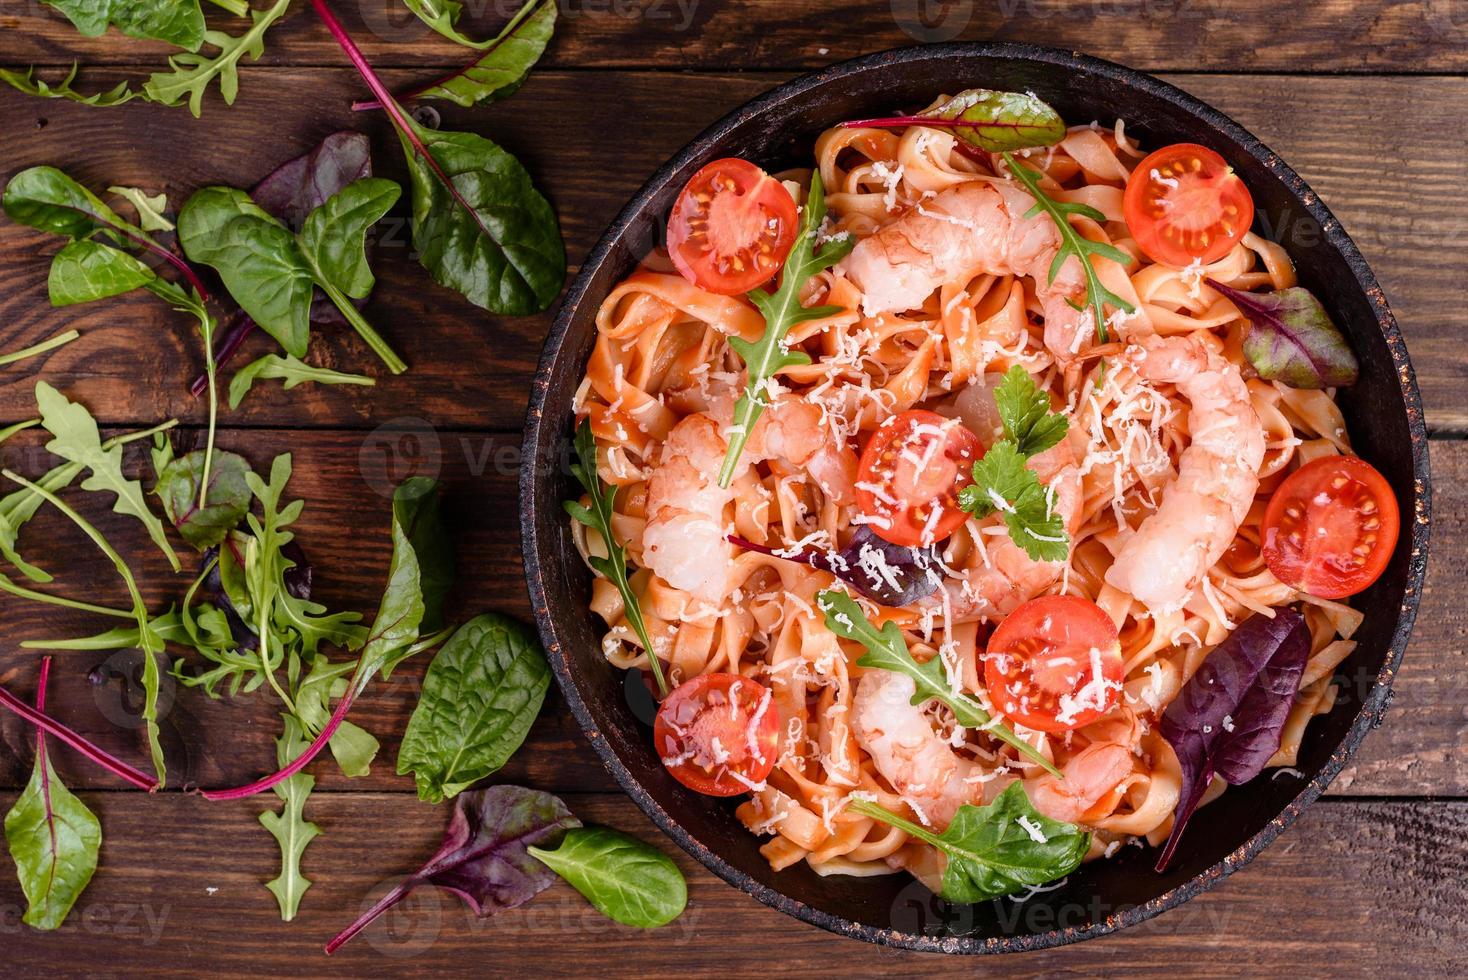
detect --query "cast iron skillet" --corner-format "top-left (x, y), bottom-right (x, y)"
top-left (520, 43), bottom-right (1430, 953)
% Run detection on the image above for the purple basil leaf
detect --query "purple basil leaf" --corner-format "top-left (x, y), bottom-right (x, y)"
top-left (326, 786), bottom-right (580, 954)
top-left (1208, 279), bottom-right (1359, 389)
top-left (251, 132), bottom-right (375, 328)
top-left (1155, 609), bottom-right (1311, 871)
top-left (728, 525), bottom-right (940, 606)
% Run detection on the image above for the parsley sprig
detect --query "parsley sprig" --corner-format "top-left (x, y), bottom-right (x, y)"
top-left (565, 419), bottom-right (669, 697)
top-left (958, 366), bottom-right (1071, 562)
top-left (1000, 151), bottom-right (1134, 346)
top-left (817, 589), bottom-right (1060, 776)
top-left (717, 172), bottom-right (855, 488)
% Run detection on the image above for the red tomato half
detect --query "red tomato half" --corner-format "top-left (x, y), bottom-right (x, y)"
top-left (1262, 455), bottom-right (1400, 599)
top-left (666, 158), bottom-right (799, 295)
top-left (984, 596), bottom-right (1124, 734)
top-left (653, 673), bottom-right (779, 797)
top-left (1123, 143), bottom-right (1254, 267)
top-left (856, 410), bottom-right (985, 548)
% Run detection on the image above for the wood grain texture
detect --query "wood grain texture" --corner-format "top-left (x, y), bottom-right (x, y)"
top-left (1, 71), bottom-right (1466, 430)
top-left (3, 0), bottom-right (1468, 73)
top-left (0, 792), bottom-right (1462, 976)
top-left (0, 429), bottom-right (1460, 796)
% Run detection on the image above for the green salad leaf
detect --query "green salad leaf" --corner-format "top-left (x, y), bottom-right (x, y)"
top-left (718, 171), bottom-right (853, 487)
top-left (816, 589), bottom-right (1060, 776)
top-left (156, 449), bottom-right (253, 550)
top-left (398, 614), bottom-right (551, 804)
top-left (932, 88), bottom-right (1068, 153)
top-left (259, 716), bottom-right (321, 922)
top-left (107, 186), bottom-right (174, 233)
top-left (393, 0), bottom-right (556, 106)
top-left (0, 65), bottom-right (139, 108)
top-left (228, 354), bottom-right (375, 408)
top-left (143, 0), bottom-right (293, 117)
top-left (528, 827), bottom-right (687, 928)
top-left (43, 0), bottom-right (207, 50)
top-left (848, 783), bottom-right (1088, 902)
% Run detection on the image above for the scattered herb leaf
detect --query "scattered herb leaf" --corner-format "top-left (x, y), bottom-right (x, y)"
top-left (156, 449), bottom-right (253, 550)
top-left (528, 827), bottom-right (687, 928)
top-left (143, 0), bottom-right (293, 118)
top-left (228, 354), bottom-right (375, 408)
top-left (0, 65), bottom-right (138, 107)
top-left (729, 525), bottom-right (941, 607)
top-left (43, 0), bottom-right (207, 50)
top-left (1207, 279), bottom-right (1360, 389)
top-left (259, 716), bottom-right (321, 921)
top-left (107, 186), bottom-right (173, 233)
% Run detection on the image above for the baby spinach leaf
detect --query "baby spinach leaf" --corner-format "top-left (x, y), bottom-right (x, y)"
top-left (326, 785), bottom-right (580, 954)
top-left (392, 476), bottom-right (454, 633)
top-left (227, 354), bottom-right (375, 408)
top-left (5, 166), bottom-right (150, 249)
top-left (849, 783), bottom-right (1089, 902)
top-left (400, 0), bottom-right (553, 51)
top-left (382, 0), bottom-right (556, 107)
top-left (398, 614), bottom-right (550, 804)
top-left (156, 449), bottom-right (252, 550)
top-left (528, 827), bottom-right (686, 928)
top-left (259, 716), bottom-right (321, 922)
top-left (143, 0), bottom-right (293, 118)
top-left (1208, 279), bottom-right (1360, 390)
top-left (3, 658), bottom-right (102, 931)
top-left (1155, 609), bottom-right (1311, 871)
top-left (46, 239), bottom-right (156, 306)
top-left (180, 178), bottom-right (404, 372)
top-left (0, 65), bottom-right (139, 107)
top-left (35, 381), bottom-right (180, 572)
top-left (817, 589), bottom-right (1060, 776)
top-left (44, 0), bottom-right (207, 51)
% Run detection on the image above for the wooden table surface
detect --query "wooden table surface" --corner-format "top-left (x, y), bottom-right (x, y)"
top-left (2, 2), bottom-right (1465, 975)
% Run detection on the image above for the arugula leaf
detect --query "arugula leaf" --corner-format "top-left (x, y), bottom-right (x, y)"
top-left (816, 589), bottom-right (1059, 776)
top-left (398, 614), bottom-right (550, 804)
top-left (848, 783), bottom-right (1088, 902)
top-left (35, 382), bottom-right (180, 572)
top-left (383, 0), bottom-right (556, 107)
top-left (326, 785), bottom-right (580, 954)
top-left (564, 419), bottom-right (667, 696)
top-left (957, 367), bottom-right (1071, 562)
top-left (2, 470), bottom-right (169, 786)
top-left (143, 0), bottom-right (292, 118)
top-left (528, 827), bottom-right (687, 928)
top-left (295, 657), bottom-right (380, 778)
top-left (0, 419), bottom-right (177, 585)
top-left (1001, 152), bottom-right (1134, 348)
top-left (0, 331), bottom-right (79, 368)
top-left (43, 0), bottom-right (207, 50)
top-left (718, 172), bottom-right (853, 487)
top-left (179, 179), bottom-right (406, 372)
top-left (958, 443), bottom-right (1068, 563)
top-left (156, 449), bottom-right (252, 550)
top-left (228, 354), bottom-right (375, 408)
top-left (259, 716), bottom-right (321, 922)
top-left (0, 65), bottom-right (139, 108)
top-left (994, 364), bottom-right (1068, 456)
top-left (107, 186), bottom-right (174, 233)
top-left (3, 658), bottom-right (102, 931)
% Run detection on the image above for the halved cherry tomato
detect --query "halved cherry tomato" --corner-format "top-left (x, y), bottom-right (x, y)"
top-left (984, 596), bottom-right (1123, 734)
top-left (1262, 455), bottom-right (1399, 599)
top-left (653, 672), bottom-right (779, 797)
top-left (1123, 143), bottom-right (1254, 267)
top-left (666, 158), bottom-right (798, 295)
top-left (855, 410), bottom-right (985, 548)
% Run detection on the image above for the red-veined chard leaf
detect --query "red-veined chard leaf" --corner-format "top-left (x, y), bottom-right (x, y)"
top-left (1208, 279), bottom-right (1360, 389)
top-left (730, 525), bottom-right (942, 607)
top-left (3, 657), bottom-right (102, 931)
top-left (325, 785), bottom-right (580, 954)
top-left (843, 88), bottom-right (1067, 153)
top-left (1155, 608), bottom-right (1311, 871)
top-left (156, 449), bottom-right (253, 551)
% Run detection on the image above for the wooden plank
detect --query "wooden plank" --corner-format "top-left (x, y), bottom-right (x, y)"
top-left (2, 70), bottom-right (1466, 431)
top-left (3, 1), bottom-right (1467, 73)
top-left (0, 792), bottom-right (1461, 974)
top-left (0, 428), bottom-right (1461, 797)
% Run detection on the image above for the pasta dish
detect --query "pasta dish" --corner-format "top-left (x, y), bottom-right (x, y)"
top-left (564, 89), bottom-right (1399, 899)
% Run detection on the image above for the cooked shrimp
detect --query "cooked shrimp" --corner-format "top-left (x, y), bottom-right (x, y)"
top-left (1025, 706), bottom-right (1142, 825)
top-left (850, 669), bottom-right (976, 828)
top-left (938, 428), bottom-right (1085, 622)
top-left (1104, 333), bottom-right (1265, 613)
top-left (642, 397), bottom-right (857, 602)
top-left (840, 180), bottom-right (1089, 353)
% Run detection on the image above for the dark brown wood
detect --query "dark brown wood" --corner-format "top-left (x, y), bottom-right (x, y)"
top-left (4, 1), bottom-right (1468, 73)
top-left (0, 792), bottom-right (1461, 975)
top-left (0, 430), bottom-right (1462, 797)
top-left (3, 71), bottom-right (1468, 432)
